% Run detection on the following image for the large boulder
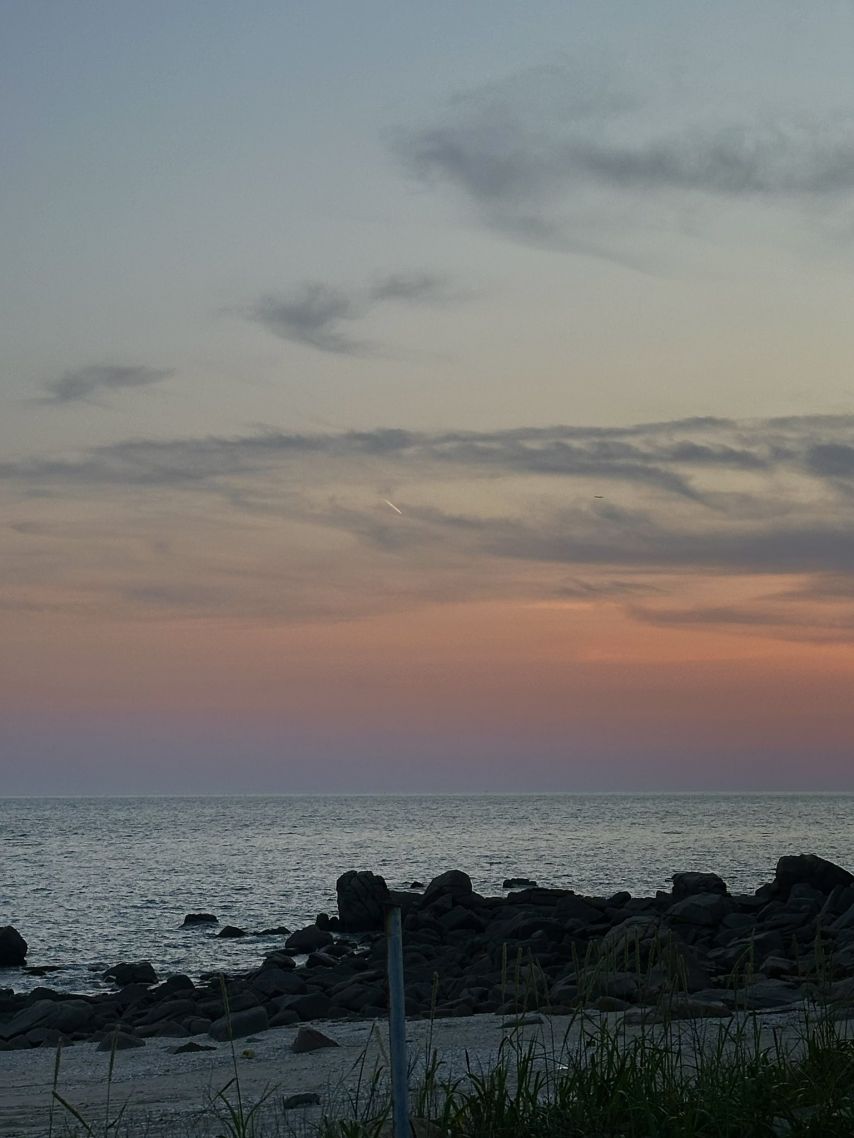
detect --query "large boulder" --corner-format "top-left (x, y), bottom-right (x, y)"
top-left (772, 854), bottom-right (854, 899)
top-left (209, 1005), bottom-right (268, 1041)
top-left (285, 925), bottom-right (334, 954)
top-left (336, 870), bottom-right (390, 931)
top-left (423, 870), bottom-right (473, 903)
top-left (104, 961), bottom-right (157, 986)
top-left (667, 892), bottom-right (731, 927)
top-left (0, 926), bottom-right (27, 967)
top-left (672, 872), bottom-right (727, 899)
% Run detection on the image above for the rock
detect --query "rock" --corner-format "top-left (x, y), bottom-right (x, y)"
top-left (591, 996), bottom-right (631, 1012)
top-left (329, 983), bottom-right (384, 1013)
top-left (172, 1041), bottom-right (216, 1053)
top-left (0, 1000), bottom-right (56, 1041)
top-left (423, 870), bottom-right (473, 902)
top-left (104, 961), bottom-right (157, 986)
top-left (409, 881), bottom-right (425, 890)
top-left (47, 999), bottom-right (95, 1034)
top-left (336, 870), bottom-right (390, 931)
top-left (667, 893), bottom-right (731, 926)
top-left (156, 974), bottom-right (195, 996)
top-left (262, 952), bottom-right (297, 970)
top-left (0, 996), bottom-right (96, 1042)
top-left (575, 970), bottom-right (640, 1003)
top-left (0, 927), bottom-right (27, 967)
top-left (711, 980), bottom-right (803, 1010)
top-left (606, 891), bottom-right (632, 908)
top-left (306, 951), bottom-right (337, 968)
top-left (277, 992), bottom-right (332, 1021)
top-left (218, 926), bottom-right (247, 938)
top-left (282, 1092), bottom-right (322, 1109)
top-left (761, 955), bottom-right (797, 978)
top-left (98, 1031), bottom-right (144, 1051)
top-left (25, 1027), bottom-right (61, 1048)
top-left (554, 894), bottom-right (604, 924)
top-left (772, 854), bottom-right (854, 899)
top-left (269, 1008), bottom-right (301, 1028)
top-left (209, 1005), bottom-right (269, 1041)
top-left (291, 1025), bottom-right (339, 1053)
top-left (181, 913), bottom-right (218, 927)
top-left (139, 999), bottom-right (197, 1025)
top-left (831, 901), bottom-right (854, 933)
top-left (251, 968), bottom-right (307, 998)
top-left (285, 926), bottom-right (334, 954)
top-left (439, 908), bottom-right (485, 934)
top-left (661, 997), bottom-right (732, 1019)
top-left (503, 877), bottom-right (538, 890)
top-left (672, 872), bottom-right (728, 899)
top-left (324, 942), bottom-right (353, 959)
top-left (138, 1020), bottom-right (190, 1039)
top-left (255, 926), bottom-right (291, 936)
top-left (601, 916), bottom-right (660, 956)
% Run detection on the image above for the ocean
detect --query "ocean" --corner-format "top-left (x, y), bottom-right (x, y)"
top-left (2, 794), bottom-right (853, 994)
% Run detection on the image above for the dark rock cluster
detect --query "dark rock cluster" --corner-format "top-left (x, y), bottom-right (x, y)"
top-left (2, 852), bottom-right (854, 1050)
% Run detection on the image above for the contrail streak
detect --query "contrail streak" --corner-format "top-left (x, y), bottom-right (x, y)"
top-left (383, 498), bottom-right (403, 515)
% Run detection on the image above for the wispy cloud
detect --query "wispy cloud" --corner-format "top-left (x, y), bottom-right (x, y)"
top-left (44, 365), bottom-right (173, 404)
top-left (393, 65), bottom-right (854, 252)
top-left (244, 271), bottom-right (455, 355)
top-left (4, 413), bottom-right (854, 633)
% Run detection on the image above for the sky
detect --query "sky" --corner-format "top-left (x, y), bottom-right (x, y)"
top-left (2, 2), bottom-right (854, 794)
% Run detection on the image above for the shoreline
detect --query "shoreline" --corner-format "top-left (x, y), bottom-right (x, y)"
top-left (3, 853), bottom-right (854, 1041)
top-left (2, 1006), bottom-right (844, 1137)
top-left (3, 852), bottom-right (854, 1132)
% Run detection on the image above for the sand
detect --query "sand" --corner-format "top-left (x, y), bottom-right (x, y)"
top-left (0, 1008), bottom-right (829, 1136)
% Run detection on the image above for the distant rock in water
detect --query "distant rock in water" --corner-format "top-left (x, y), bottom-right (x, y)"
top-left (0, 926), bottom-right (27, 967)
top-left (772, 854), bottom-right (854, 899)
top-left (254, 925), bottom-right (291, 936)
top-left (504, 877), bottom-right (538, 890)
top-left (285, 925), bottom-right (334, 953)
top-left (217, 925), bottom-right (247, 939)
top-left (103, 961), bottom-right (157, 986)
top-left (409, 881), bottom-right (425, 890)
top-left (182, 913), bottom-right (218, 927)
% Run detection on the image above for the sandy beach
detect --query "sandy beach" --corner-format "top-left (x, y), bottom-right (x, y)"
top-left (0, 1007), bottom-right (829, 1137)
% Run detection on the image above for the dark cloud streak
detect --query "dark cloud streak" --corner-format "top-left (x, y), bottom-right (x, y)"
top-left (394, 66), bottom-right (854, 250)
top-left (44, 365), bottom-right (173, 404)
top-left (244, 271), bottom-right (454, 355)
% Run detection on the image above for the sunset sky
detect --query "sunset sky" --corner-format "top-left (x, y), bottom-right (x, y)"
top-left (3, 2), bottom-right (854, 793)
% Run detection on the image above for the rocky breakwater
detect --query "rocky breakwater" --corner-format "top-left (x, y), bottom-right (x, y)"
top-left (330, 855), bottom-right (854, 1022)
top-left (3, 853), bottom-right (854, 1051)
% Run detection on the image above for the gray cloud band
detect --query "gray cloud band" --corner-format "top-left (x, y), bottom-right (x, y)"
top-left (44, 365), bottom-right (174, 403)
top-left (3, 415), bottom-right (854, 582)
top-left (244, 271), bottom-right (454, 355)
top-left (393, 66), bottom-right (854, 248)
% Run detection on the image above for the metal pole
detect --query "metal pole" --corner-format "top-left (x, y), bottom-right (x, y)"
top-left (385, 903), bottom-right (409, 1138)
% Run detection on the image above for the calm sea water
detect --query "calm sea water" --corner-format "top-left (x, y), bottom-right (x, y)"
top-left (2, 794), bottom-right (853, 994)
